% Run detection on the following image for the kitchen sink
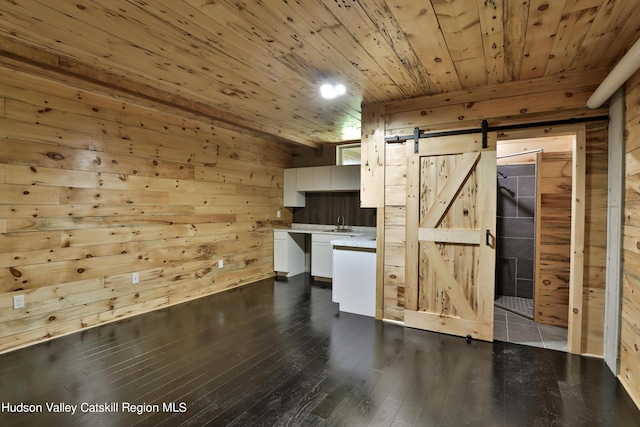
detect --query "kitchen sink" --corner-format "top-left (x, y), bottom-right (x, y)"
top-left (323, 228), bottom-right (352, 232)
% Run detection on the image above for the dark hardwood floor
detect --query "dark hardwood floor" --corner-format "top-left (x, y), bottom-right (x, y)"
top-left (0, 274), bottom-right (638, 426)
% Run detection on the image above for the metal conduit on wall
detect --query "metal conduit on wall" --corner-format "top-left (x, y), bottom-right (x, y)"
top-left (587, 36), bottom-right (640, 109)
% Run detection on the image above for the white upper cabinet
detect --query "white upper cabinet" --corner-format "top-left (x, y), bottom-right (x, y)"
top-left (296, 166), bottom-right (331, 191)
top-left (314, 166), bottom-right (332, 190)
top-left (283, 166), bottom-right (361, 207)
top-left (330, 165), bottom-right (352, 190)
top-left (299, 166), bottom-right (360, 192)
top-left (295, 167), bottom-right (315, 192)
top-left (332, 165), bottom-right (360, 191)
top-left (283, 168), bottom-right (305, 207)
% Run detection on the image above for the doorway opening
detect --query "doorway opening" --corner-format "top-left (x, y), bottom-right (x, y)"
top-left (494, 134), bottom-right (575, 352)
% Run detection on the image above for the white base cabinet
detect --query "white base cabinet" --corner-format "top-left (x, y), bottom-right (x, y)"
top-left (273, 230), bottom-right (306, 277)
top-left (275, 228), bottom-right (365, 280)
top-left (332, 248), bottom-right (376, 317)
top-left (311, 233), bottom-right (335, 279)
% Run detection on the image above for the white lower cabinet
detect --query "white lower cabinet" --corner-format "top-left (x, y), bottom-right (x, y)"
top-left (332, 248), bottom-right (376, 317)
top-left (275, 229), bottom-right (361, 280)
top-left (273, 230), bottom-right (305, 277)
top-left (311, 233), bottom-right (334, 279)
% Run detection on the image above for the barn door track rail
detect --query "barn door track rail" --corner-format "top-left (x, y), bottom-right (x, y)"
top-left (385, 116), bottom-right (609, 154)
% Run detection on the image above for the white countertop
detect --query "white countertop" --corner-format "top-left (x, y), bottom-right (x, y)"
top-left (275, 223), bottom-right (376, 236)
top-left (330, 234), bottom-right (377, 250)
top-left (274, 224), bottom-right (376, 249)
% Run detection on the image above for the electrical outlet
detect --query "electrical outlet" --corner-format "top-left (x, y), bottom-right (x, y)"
top-left (13, 295), bottom-right (25, 310)
top-left (218, 259), bottom-right (224, 268)
top-left (132, 272), bottom-right (139, 284)
top-left (277, 210), bottom-right (281, 218)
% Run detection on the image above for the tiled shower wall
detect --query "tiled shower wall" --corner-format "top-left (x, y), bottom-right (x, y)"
top-left (496, 164), bottom-right (536, 298)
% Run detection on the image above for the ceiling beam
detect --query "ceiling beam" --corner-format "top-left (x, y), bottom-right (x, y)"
top-left (0, 36), bottom-right (321, 149)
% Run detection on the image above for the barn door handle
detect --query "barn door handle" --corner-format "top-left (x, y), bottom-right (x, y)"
top-left (486, 229), bottom-right (491, 246)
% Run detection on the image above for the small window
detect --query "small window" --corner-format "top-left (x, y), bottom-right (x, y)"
top-left (337, 143), bottom-right (361, 165)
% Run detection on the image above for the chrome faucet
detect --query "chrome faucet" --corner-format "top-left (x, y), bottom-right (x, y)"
top-left (336, 214), bottom-right (346, 231)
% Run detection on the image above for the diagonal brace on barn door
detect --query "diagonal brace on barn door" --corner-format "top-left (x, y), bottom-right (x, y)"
top-left (420, 151), bottom-right (480, 229)
top-left (421, 241), bottom-right (477, 320)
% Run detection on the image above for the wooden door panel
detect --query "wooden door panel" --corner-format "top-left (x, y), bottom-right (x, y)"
top-left (419, 152), bottom-right (480, 319)
top-left (406, 133), bottom-right (496, 341)
top-left (420, 241), bottom-right (477, 319)
top-left (419, 152), bottom-right (479, 228)
top-left (404, 310), bottom-right (494, 339)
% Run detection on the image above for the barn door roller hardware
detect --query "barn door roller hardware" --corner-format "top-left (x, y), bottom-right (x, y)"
top-left (385, 120), bottom-right (489, 153)
top-left (385, 116), bottom-right (609, 154)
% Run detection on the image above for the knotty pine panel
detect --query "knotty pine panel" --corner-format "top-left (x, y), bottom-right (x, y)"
top-left (196, 160), bottom-right (282, 188)
top-left (0, 67), bottom-right (293, 353)
top-left (627, 116), bottom-right (640, 156)
top-left (6, 213), bottom-right (237, 233)
top-left (519, 0), bottom-right (566, 80)
top-left (0, 231), bottom-right (61, 253)
top-left (584, 125), bottom-right (609, 297)
top-left (0, 278), bottom-right (103, 310)
top-left (4, 99), bottom-right (213, 155)
top-left (382, 148), bottom-right (408, 317)
top-left (1, 246), bottom-right (275, 334)
top-left (625, 201), bottom-right (640, 228)
top-left (622, 68), bottom-right (640, 407)
top-left (385, 69), bottom-right (608, 116)
top-left (0, 184), bottom-right (61, 204)
top-left (0, 80), bottom-right (200, 137)
top-left (0, 138), bottom-right (200, 179)
top-left (385, 86), bottom-right (600, 135)
top-left (0, 242), bottom-right (141, 269)
top-left (0, 117), bottom-right (107, 150)
top-left (535, 152), bottom-right (572, 328)
top-left (0, 203), bottom-right (196, 220)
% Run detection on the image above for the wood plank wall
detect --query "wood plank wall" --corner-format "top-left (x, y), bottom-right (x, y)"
top-left (535, 151), bottom-right (573, 328)
top-left (621, 68), bottom-right (640, 407)
top-left (583, 123), bottom-right (609, 356)
top-left (0, 63), bottom-right (294, 354)
top-left (365, 69), bottom-right (609, 355)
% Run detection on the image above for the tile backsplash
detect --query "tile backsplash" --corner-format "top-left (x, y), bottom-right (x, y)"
top-left (292, 192), bottom-right (376, 227)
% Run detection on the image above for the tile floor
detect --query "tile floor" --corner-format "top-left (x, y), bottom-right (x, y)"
top-left (495, 295), bottom-right (533, 318)
top-left (494, 306), bottom-right (568, 352)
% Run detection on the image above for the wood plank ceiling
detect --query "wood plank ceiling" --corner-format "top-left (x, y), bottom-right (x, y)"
top-left (0, 0), bottom-right (638, 147)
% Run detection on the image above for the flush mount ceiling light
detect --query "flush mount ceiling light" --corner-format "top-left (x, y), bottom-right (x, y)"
top-left (320, 83), bottom-right (346, 99)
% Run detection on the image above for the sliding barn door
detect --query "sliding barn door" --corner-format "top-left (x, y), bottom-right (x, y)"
top-left (405, 133), bottom-right (497, 341)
